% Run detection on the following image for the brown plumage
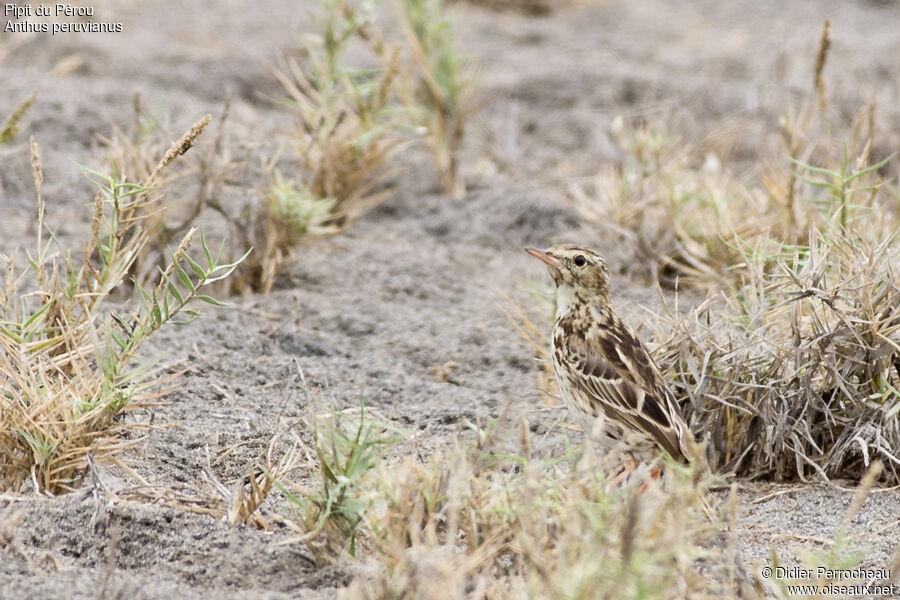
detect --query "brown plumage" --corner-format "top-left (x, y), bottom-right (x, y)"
top-left (526, 244), bottom-right (761, 597)
top-left (525, 244), bottom-right (698, 464)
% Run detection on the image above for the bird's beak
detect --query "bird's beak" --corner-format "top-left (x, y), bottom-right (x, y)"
top-left (524, 247), bottom-right (561, 268)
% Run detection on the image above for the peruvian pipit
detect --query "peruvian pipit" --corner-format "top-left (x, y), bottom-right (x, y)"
top-left (525, 244), bottom-right (700, 467)
top-left (527, 244), bottom-right (763, 597)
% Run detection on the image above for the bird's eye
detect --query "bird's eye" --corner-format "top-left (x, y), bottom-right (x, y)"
top-left (574, 255), bottom-right (586, 267)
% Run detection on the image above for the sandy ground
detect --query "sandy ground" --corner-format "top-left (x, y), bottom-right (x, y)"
top-left (2, 0), bottom-right (900, 598)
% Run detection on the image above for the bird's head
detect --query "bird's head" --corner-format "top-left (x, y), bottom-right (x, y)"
top-left (525, 244), bottom-right (611, 306)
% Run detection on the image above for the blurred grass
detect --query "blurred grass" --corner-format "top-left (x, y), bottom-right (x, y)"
top-left (273, 412), bottom-right (890, 599)
top-left (272, 0), bottom-right (404, 223)
top-left (398, 0), bottom-right (476, 198)
top-left (0, 93), bottom-right (35, 145)
top-left (93, 0), bottom-right (480, 294)
top-left (276, 412), bottom-right (757, 598)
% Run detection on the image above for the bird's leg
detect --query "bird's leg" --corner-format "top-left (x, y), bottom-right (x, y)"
top-left (613, 460), bottom-right (661, 493)
top-left (613, 457), bottom-right (637, 486)
top-left (640, 467), bottom-right (662, 494)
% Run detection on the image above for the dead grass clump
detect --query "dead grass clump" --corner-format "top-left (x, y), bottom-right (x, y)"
top-left (0, 128), bottom-right (247, 494)
top-left (398, 0), bottom-right (476, 198)
top-left (100, 96), bottom-right (320, 296)
top-left (280, 0), bottom-right (477, 203)
top-left (102, 95), bottom-right (318, 295)
top-left (650, 231), bottom-right (900, 482)
top-left (253, 0), bottom-right (405, 292)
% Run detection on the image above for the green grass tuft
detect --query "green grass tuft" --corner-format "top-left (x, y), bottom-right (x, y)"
top-left (0, 126), bottom-right (247, 494)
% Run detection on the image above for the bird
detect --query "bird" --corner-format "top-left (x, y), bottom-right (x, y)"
top-left (525, 243), bottom-right (700, 469)
top-left (526, 245), bottom-right (761, 597)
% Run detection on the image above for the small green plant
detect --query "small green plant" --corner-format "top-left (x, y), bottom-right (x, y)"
top-left (0, 92), bottom-right (35, 145)
top-left (789, 148), bottom-right (895, 231)
top-left (0, 124), bottom-right (248, 494)
top-left (253, 171), bottom-right (340, 293)
top-left (267, 171), bottom-right (339, 238)
top-left (100, 96), bottom-right (245, 287)
top-left (398, 0), bottom-right (475, 198)
top-left (277, 401), bottom-right (401, 561)
top-left (274, 0), bottom-right (403, 224)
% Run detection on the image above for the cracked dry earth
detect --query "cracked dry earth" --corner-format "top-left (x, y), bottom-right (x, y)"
top-left (2, 0), bottom-right (900, 598)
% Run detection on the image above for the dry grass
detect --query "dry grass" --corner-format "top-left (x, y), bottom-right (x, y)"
top-left (276, 413), bottom-right (895, 599)
top-left (551, 22), bottom-right (900, 484)
top-left (100, 95), bottom-right (248, 288)
top-left (92, 0), bottom-right (477, 295)
top-left (276, 402), bottom-right (403, 562)
top-left (398, 0), bottom-right (476, 198)
top-left (568, 106), bottom-right (895, 292)
top-left (348, 450), bottom-right (721, 598)
top-left (275, 411), bottom-right (765, 599)
top-left (254, 0), bottom-right (406, 292)
top-left (275, 0), bottom-right (478, 208)
top-left (272, 46), bottom-right (402, 223)
top-left (569, 23), bottom-right (895, 291)
top-left (649, 231), bottom-right (900, 482)
top-left (99, 95), bottom-right (306, 295)
top-left (108, 435), bottom-right (302, 528)
top-left (0, 125), bottom-right (246, 494)
top-left (216, 435), bottom-right (304, 529)
top-left (274, 0), bottom-right (403, 215)
top-left (246, 170), bottom-right (341, 293)
top-left (567, 118), bottom-right (772, 289)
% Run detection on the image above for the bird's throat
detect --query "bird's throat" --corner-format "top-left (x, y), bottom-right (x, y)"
top-left (555, 284), bottom-right (580, 319)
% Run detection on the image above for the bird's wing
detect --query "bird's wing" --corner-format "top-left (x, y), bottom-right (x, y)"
top-left (566, 324), bottom-right (691, 462)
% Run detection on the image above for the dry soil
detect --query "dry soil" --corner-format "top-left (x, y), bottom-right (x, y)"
top-left (2, 0), bottom-right (900, 598)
